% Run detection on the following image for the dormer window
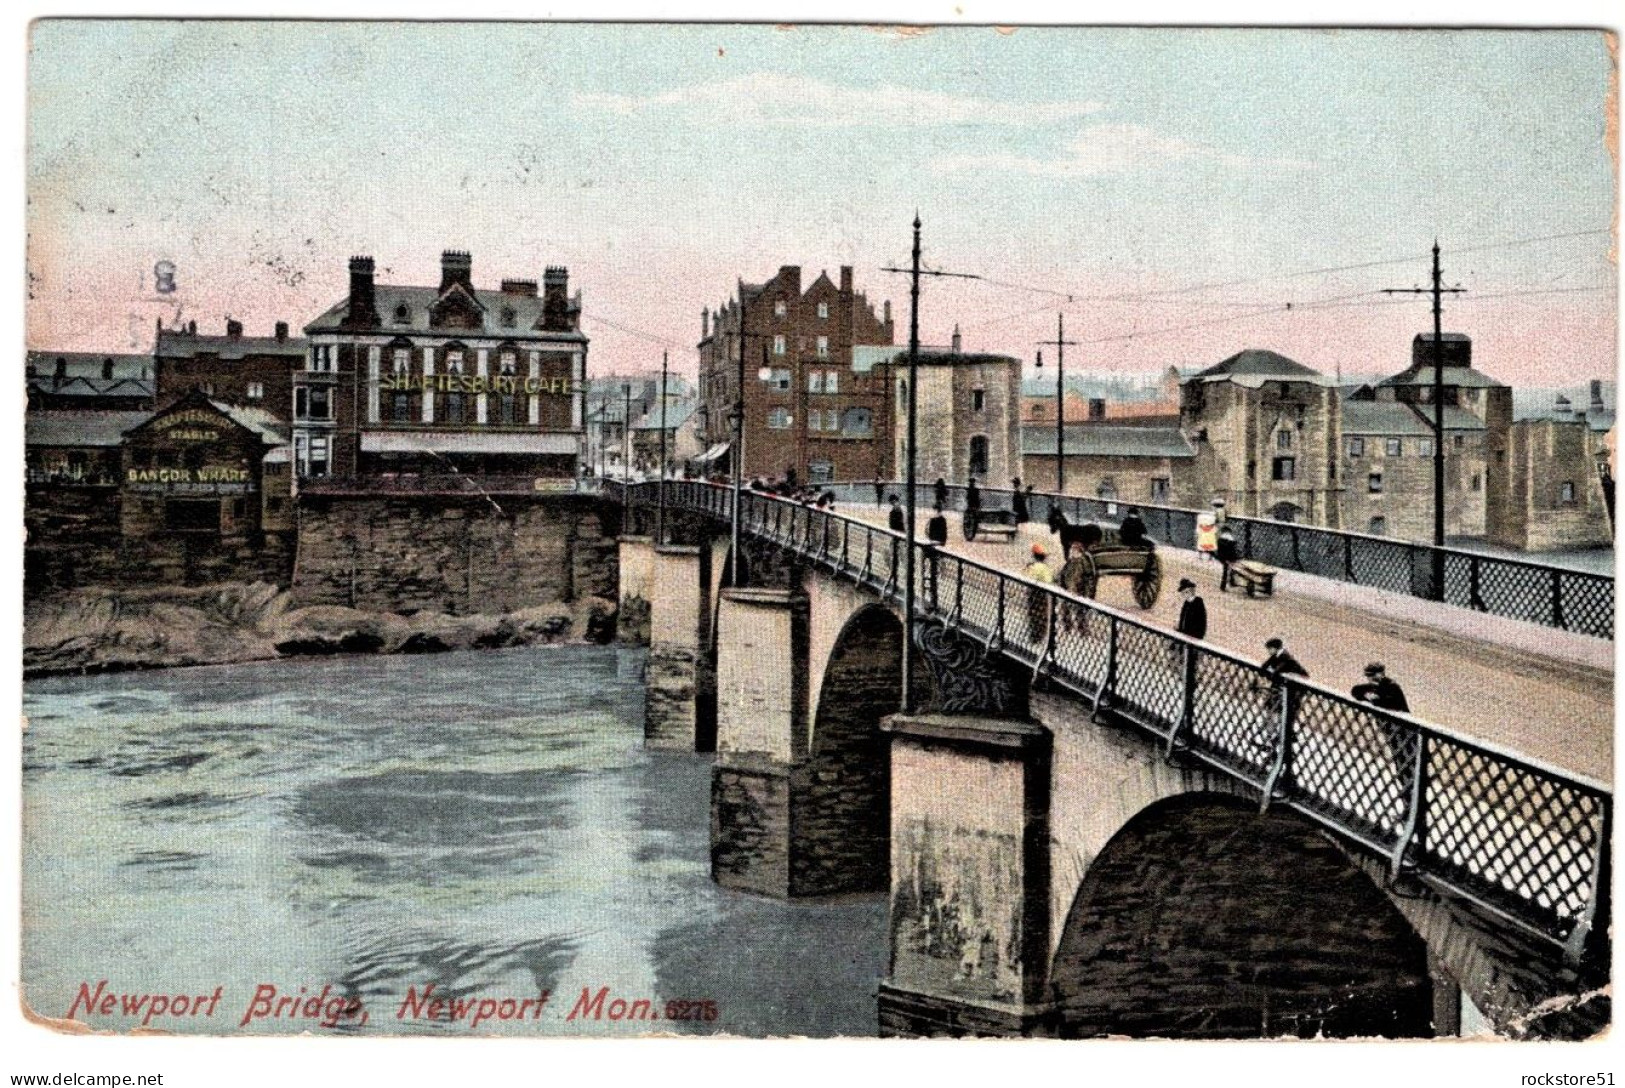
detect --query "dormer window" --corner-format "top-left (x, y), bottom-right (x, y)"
top-left (394, 304), bottom-right (411, 324)
top-left (501, 307), bottom-right (516, 328)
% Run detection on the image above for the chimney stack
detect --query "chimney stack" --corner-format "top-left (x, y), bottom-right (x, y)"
top-left (883, 299), bottom-right (892, 325)
top-left (1555, 395), bottom-right (1573, 420)
top-left (840, 265), bottom-right (853, 295)
top-left (1591, 379), bottom-right (1605, 412)
top-left (542, 266), bottom-right (571, 331)
top-left (345, 256), bottom-right (379, 327)
top-left (441, 250), bottom-right (474, 292)
top-left (275, 321), bottom-right (289, 342)
top-left (226, 318), bottom-right (243, 340)
top-left (702, 308), bottom-right (710, 339)
top-left (951, 324), bottom-right (962, 354)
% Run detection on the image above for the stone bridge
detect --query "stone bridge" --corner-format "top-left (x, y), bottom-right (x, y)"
top-left (607, 481), bottom-right (1610, 1040)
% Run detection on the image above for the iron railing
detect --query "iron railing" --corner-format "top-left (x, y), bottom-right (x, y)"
top-left (823, 482), bottom-right (1615, 641)
top-left (607, 478), bottom-right (1611, 964)
top-left (298, 474), bottom-right (596, 497)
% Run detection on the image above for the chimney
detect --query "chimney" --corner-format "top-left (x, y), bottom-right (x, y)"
top-left (226, 318), bottom-right (243, 340)
top-left (542, 266), bottom-right (570, 331)
top-left (274, 321), bottom-right (289, 342)
top-left (500, 279), bottom-right (538, 297)
top-left (1555, 395), bottom-right (1573, 420)
top-left (1591, 379), bottom-right (1605, 412)
top-left (345, 256), bottom-right (379, 327)
top-left (441, 250), bottom-right (473, 292)
top-left (778, 265), bottom-right (801, 295)
top-left (883, 300), bottom-right (892, 324)
top-left (840, 265), bottom-right (853, 295)
top-left (702, 308), bottom-right (710, 338)
top-left (951, 324), bottom-right (962, 354)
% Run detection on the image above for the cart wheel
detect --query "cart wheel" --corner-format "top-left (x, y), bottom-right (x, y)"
top-left (1080, 553), bottom-right (1099, 599)
top-left (1134, 551), bottom-right (1162, 609)
top-left (962, 510), bottom-right (978, 541)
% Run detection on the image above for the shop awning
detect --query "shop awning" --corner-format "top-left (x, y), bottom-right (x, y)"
top-left (692, 442), bottom-right (731, 464)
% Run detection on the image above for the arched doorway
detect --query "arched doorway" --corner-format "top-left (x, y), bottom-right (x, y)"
top-left (1050, 793), bottom-right (1433, 1039)
top-left (1269, 501), bottom-right (1301, 523)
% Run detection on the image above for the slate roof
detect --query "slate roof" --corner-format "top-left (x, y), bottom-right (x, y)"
top-left (1022, 424), bottom-right (1195, 459)
top-left (1378, 365), bottom-right (1505, 390)
top-left (1342, 401), bottom-right (1485, 434)
top-left (26, 410), bottom-right (152, 448)
top-left (155, 331), bottom-right (306, 359)
top-left (305, 285), bottom-right (586, 342)
top-left (211, 401), bottom-right (288, 445)
top-left (632, 398), bottom-right (699, 432)
top-left (26, 351), bottom-right (151, 381)
top-left (27, 375), bottom-right (155, 400)
top-left (1195, 349), bottom-right (1323, 381)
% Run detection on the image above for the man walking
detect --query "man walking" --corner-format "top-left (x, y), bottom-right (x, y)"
top-left (1175, 578), bottom-right (1207, 641)
top-left (934, 476), bottom-right (949, 510)
top-left (887, 495), bottom-right (906, 534)
top-left (1215, 526), bottom-right (1240, 591)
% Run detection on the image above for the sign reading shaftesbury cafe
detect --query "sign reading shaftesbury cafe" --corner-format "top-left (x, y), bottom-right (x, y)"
top-left (16, 17), bottom-right (1617, 1086)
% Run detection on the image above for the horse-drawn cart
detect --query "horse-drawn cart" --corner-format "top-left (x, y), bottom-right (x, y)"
top-left (1070, 543), bottom-right (1162, 609)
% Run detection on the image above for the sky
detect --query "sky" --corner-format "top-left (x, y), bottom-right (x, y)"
top-left (24, 21), bottom-right (1619, 388)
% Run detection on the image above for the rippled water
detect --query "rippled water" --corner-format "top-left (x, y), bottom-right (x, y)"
top-left (22, 647), bottom-right (886, 1037)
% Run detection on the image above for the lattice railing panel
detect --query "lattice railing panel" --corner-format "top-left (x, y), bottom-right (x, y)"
top-left (1109, 622), bottom-right (1183, 736)
top-left (1287, 689), bottom-right (1415, 847)
top-left (1047, 595), bottom-right (1109, 695)
top-left (1422, 736), bottom-right (1607, 923)
top-left (1187, 653), bottom-right (1277, 783)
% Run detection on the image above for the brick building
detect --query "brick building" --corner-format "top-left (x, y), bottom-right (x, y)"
top-left (154, 317), bottom-right (306, 417)
top-left (697, 265), bottom-right (894, 485)
top-left (299, 251), bottom-right (588, 482)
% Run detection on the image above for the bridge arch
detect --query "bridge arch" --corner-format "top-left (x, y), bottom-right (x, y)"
top-left (1049, 791), bottom-right (1433, 1039)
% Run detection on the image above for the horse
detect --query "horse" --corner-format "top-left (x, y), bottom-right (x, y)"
top-left (1047, 508), bottom-right (1103, 556)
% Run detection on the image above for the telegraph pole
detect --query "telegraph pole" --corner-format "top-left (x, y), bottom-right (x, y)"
top-left (657, 350), bottom-right (668, 544)
top-left (1037, 314), bottom-right (1079, 493)
top-left (882, 214), bottom-right (980, 714)
top-left (1384, 241), bottom-right (1466, 600)
top-left (622, 382), bottom-right (632, 479)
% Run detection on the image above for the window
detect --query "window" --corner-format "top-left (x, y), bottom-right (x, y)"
top-left (500, 307), bottom-right (516, 328)
top-left (968, 435), bottom-right (989, 477)
top-left (1465, 389), bottom-right (1479, 403)
top-left (806, 411), bottom-right (823, 433)
top-left (809, 459), bottom-right (834, 483)
top-left (1348, 437), bottom-right (1365, 458)
top-left (246, 381), bottom-right (264, 401)
top-left (1032, 403), bottom-right (1045, 419)
top-left (1277, 429), bottom-right (1293, 450)
top-left (1417, 437), bottom-right (1434, 457)
top-left (1385, 438), bottom-right (1403, 457)
top-left (499, 393), bottom-right (517, 424)
top-left (1151, 477), bottom-right (1170, 503)
top-left (391, 391), bottom-right (411, 422)
top-left (499, 352), bottom-right (516, 376)
top-left (444, 392), bottom-right (466, 424)
top-left (309, 436), bottom-right (329, 477)
top-left (808, 370), bottom-right (824, 394)
top-left (1097, 480), bottom-right (1118, 502)
top-left (774, 300), bottom-right (787, 318)
top-left (1369, 516), bottom-right (1387, 536)
top-left (773, 335), bottom-right (786, 356)
top-left (824, 370), bottom-right (838, 394)
top-left (1272, 456), bottom-right (1296, 482)
top-left (1561, 481), bottom-right (1577, 504)
top-left (1471, 473), bottom-right (1481, 492)
top-left (310, 387), bottom-right (330, 420)
top-left (769, 368), bottom-right (791, 392)
top-left (827, 409), bottom-right (842, 432)
top-left (446, 350), bottom-right (465, 374)
top-left (972, 388), bottom-right (985, 412)
top-left (1368, 472), bottom-right (1383, 494)
top-left (393, 349), bottom-right (410, 374)
top-left (816, 302), bottom-right (829, 320)
top-left (295, 387), bottom-right (307, 418)
top-left (767, 407), bottom-right (793, 429)
top-left (841, 407), bottom-right (873, 437)
top-left (816, 336), bottom-right (829, 358)
top-left (394, 304), bottom-right (411, 324)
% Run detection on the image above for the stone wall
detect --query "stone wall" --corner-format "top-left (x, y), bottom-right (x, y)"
top-left (291, 493), bottom-right (617, 614)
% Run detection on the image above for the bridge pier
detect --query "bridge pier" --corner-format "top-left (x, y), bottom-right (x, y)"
top-left (878, 714), bottom-right (1053, 1038)
top-left (645, 543), bottom-right (713, 749)
top-left (616, 535), bottom-right (653, 646)
top-left (710, 587), bottom-right (809, 896)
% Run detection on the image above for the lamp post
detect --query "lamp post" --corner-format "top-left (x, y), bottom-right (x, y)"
top-left (622, 382), bottom-right (632, 480)
top-left (657, 350), bottom-right (668, 544)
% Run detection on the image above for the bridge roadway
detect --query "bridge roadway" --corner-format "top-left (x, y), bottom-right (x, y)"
top-left (831, 497), bottom-right (1613, 784)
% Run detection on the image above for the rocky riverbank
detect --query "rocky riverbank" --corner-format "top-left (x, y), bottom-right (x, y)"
top-left (23, 582), bottom-right (619, 678)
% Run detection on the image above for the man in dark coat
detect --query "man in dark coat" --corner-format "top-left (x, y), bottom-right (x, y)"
top-left (1120, 507), bottom-right (1149, 549)
top-left (965, 477), bottom-right (981, 513)
top-left (1175, 578), bottom-right (1207, 640)
top-left (1261, 637), bottom-right (1308, 683)
top-left (934, 476), bottom-right (949, 510)
top-left (1215, 526), bottom-right (1240, 591)
top-left (887, 495), bottom-right (906, 534)
top-left (1012, 478), bottom-right (1028, 524)
top-left (926, 502), bottom-right (949, 547)
top-left (1354, 662), bottom-right (1412, 775)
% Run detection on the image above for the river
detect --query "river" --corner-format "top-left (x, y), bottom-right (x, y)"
top-left (21, 646), bottom-right (887, 1038)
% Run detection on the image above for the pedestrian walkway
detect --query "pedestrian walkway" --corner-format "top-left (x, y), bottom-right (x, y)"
top-left (835, 500), bottom-right (1612, 783)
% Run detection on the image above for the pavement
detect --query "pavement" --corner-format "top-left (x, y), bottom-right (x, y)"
top-left (836, 499), bottom-right (1613, 785)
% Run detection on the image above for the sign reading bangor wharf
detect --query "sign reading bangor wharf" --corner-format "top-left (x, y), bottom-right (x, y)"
top-left (378, 374), bottom-right (578, 396)
top-left (125, 466), bottom-right (253, 494)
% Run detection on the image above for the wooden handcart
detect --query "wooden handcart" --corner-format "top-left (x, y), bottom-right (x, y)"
top-left (1229, 559), bottom-right (1276, 598)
